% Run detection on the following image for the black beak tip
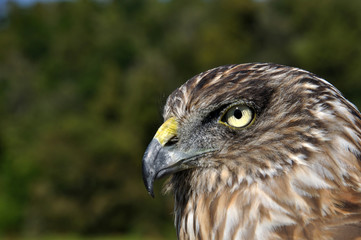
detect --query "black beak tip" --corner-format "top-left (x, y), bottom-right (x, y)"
top-left (142, 163), bottom-right (156, 198)
top-left (147, 187), bottom-right (155, 198)
top-left (142, 168), bottom-right (155, 198)
top-left (142, 138), bottom-right (163, 198)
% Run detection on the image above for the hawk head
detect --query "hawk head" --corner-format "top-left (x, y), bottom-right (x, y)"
top-left (142, 63), bottom-right (361, 239)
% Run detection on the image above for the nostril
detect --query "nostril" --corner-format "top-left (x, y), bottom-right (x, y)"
top-left (165, 136), bottom-right (179, 146)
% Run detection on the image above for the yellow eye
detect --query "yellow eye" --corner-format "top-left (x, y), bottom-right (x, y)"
top-left (220, 104), bottom-right (255, 128)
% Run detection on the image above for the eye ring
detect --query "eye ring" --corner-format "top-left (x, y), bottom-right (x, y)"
top-left (219, 103), bottom-right (255, 129)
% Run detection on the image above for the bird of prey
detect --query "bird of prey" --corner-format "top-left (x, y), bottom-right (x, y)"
top-left (142, 63), bottom-right (361, 240)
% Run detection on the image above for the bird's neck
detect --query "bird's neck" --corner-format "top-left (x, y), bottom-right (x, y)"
top-left (171, 165), bottom-right (355, 240)
top-left (174, 179), bottom-right (295, 239)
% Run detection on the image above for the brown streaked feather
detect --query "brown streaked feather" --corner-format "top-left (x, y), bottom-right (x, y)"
top-left (158, 63), bottom-right (361, 239)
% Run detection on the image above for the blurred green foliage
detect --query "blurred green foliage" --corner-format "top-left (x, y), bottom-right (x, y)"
top-left (0, 0), bottom-right (360, 238)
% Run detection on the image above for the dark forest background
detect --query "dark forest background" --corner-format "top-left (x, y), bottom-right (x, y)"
top-left (0, 0), bottom-right (361, 239)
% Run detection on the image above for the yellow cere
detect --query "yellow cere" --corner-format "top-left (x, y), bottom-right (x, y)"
top-left (223, 105), bottom-right (254, 128)
top-left (154, 117), bottom-right (178, 146)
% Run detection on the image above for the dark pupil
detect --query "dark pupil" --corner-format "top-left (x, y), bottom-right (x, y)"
top-left (234, 109), bottom-right (243, 119)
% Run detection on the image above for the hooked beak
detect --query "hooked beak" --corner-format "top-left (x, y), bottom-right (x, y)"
top-left (142, 117), bottom-right (214, 197)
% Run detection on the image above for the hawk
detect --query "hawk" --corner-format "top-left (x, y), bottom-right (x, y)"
top-left (142, 63), bottom-right (361, 240)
